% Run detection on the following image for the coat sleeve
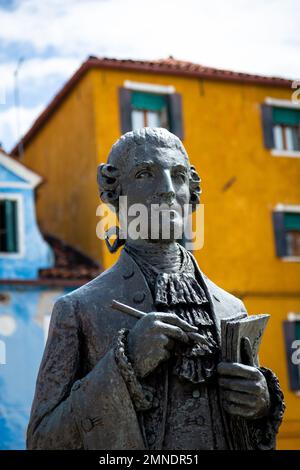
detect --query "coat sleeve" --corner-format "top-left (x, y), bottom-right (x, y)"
top-left (27, 296), bottom-right (146, 450)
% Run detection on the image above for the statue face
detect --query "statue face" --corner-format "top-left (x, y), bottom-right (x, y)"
top-left (119, 145), bottom-right (190, 242)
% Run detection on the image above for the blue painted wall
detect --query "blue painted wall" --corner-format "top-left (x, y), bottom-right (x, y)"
top-left (0, 285), bottom-right (74, 449)
top-left (0, 163), bottom-right (54, 280)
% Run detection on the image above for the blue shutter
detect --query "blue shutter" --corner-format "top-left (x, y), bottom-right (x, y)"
top-left (167, 93), bottom-right (184, 140)
top-left (272, 211), bottom-right (286, 257)
top-left (283, 321), bottom-right (300, 391)
top-left (119, 88), bottom-right (132, 134)
top-left (261, 104), bottom-right (274, 149)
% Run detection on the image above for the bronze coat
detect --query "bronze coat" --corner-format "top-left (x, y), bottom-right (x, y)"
top-left (27, 249), bottom-right (247, 450)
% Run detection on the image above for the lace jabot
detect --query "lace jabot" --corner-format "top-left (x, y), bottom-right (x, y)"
top-left (125, 243), bottom-right (219, 383)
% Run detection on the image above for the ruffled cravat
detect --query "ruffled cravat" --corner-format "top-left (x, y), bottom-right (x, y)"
top-left (125, 243), bottom-right (219, 383)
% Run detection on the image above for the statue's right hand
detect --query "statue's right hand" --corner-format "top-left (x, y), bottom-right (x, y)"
top-left (127, 312), bottom-right (199, 378)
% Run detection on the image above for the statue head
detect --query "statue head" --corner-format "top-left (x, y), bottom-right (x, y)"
top-left (97, 128), bottom-right (201, 249)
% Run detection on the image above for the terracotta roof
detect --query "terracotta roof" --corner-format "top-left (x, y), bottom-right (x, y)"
top-left (38, 234), bottom-right (102, 283)
top-left (11, 56), bottom-right (293, 156)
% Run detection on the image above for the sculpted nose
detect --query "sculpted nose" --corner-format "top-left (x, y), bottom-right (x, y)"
top-left (158, 171), bottom-right (175, 205)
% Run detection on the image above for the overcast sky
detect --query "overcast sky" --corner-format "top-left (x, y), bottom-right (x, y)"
top-left (0, 0), bottom-right (299, 152)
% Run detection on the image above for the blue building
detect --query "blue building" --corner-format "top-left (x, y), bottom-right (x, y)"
top-left (0, 149), bottom-right (101, 449)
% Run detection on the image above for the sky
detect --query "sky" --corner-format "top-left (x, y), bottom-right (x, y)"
top-left (0, 0), bottom-right (299, 152)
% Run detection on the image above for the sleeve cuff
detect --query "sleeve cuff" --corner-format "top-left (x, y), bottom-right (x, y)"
top-left (114, 328), bottom-right (153, 412)
top-left (247, 367), bottom-right (286, 450)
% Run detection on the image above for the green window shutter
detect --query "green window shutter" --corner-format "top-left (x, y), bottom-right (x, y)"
top-left (4, 200), bottom-right (18, 252)
top-left (273, 107), bottom-right (300, 126)
top-left (284, 212), bottom-right (300, 231)
top-left (261, 104), bottom-right (274, 149)
top-left (131, 91), bottom-right (167, 111)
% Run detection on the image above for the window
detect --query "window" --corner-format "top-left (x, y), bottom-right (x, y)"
top-left (273, 108), bottom-right (300, 151)
top-left (0, 199), bottom-right (19, 253)
top-left (119, 87), bottom-right (183, 139)
top-left (283, 315), bottom-right (300, 392)
top-left (131, 91), bottom-right (169, 130)
top-left (273, 208), bottom-right (300, 258)
top-left (261, 102), bottom-right (300, 154)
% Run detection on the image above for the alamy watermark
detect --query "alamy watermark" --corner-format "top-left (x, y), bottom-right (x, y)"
top-left (291, 340), bottom-right (300, 365)
top-left (96, 197), bottom-right (204, 251)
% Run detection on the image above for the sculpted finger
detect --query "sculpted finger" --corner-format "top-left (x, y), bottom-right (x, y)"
top-left (217, 362), bottom-right (260, 380)
top-left (155, 313), bottom-right (198, 332)
top-left (221, 390), bottom-right (257, 407)
top-left (218, 377), bottom-right (261, 395)
top-left (187, 332), bottom-right (213, 348)
top-left (154, 321), bottom-right (189, 343)
top-left (222, 401), bottom-right (255, 418)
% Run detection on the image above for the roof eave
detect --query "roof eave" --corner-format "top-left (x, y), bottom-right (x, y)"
top-left (11, 58), bottom-right (293, 156)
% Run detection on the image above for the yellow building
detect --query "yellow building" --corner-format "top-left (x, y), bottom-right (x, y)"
top-left (11, 57), bottom-right (300, 449)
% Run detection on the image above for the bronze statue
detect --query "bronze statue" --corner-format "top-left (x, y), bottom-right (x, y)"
top-left (27, 128), bottom-right (285, 450)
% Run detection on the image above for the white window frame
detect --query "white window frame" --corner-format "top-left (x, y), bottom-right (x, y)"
top-left (124, 80), bottom-right (175, 95)
top-left (0, 193), bottom-right (25, 259)
top-left (265, 98), bottom-right (300, 158)
top-left (125, 80), bottom-right (174, 132)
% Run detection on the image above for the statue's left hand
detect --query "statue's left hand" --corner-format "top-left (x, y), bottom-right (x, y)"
top-left (217, 362), bottom-right (270, 419)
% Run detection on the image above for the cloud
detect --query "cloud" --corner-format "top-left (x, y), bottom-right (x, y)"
top-left (0, 0), bottom-right (299, 151)
top-left (0, 0), bottom-right (299, 76)
top-left (0, 56), bottom-right (80, 96)
top-left (0, 103), bottom-right (44, 150)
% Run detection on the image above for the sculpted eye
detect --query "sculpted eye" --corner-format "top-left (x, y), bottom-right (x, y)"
top-left (173, 171), bottom-right (187, 181)
top-left (135, 170), bottom-right (153, 179)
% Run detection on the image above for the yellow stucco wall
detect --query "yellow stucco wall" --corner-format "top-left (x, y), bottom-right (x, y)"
top-left (21, 70), bottom-right (103, 263)
top-left (21, 66), bottom-right (300, 448)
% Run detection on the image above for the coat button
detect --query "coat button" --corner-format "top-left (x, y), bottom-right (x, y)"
top-left (122, 265), bottom-right (135, 279)
top-left (192, 389), bottom-right (200, 398)
top-left (133, 291), bottom-right (145, 304)
top-left (81, 418), bottom-right (94, 432)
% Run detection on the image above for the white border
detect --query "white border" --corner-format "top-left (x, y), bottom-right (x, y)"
top-left (0, 151), bottom-right (42, 189)
top-left (0, 193), bottom-right (25, 259)
top-left (271, 150), bottom-right (300, 158)
top-left (287, 312), bottom-right (300, 321)
top-left (124, 80), bottom-right (175, 94)
top-left (265, 97), bottom-right (300, 110)
top-left (274, 204), bottom-right (300, 213)
top-left (282, 256), bottom-right (300, 262)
